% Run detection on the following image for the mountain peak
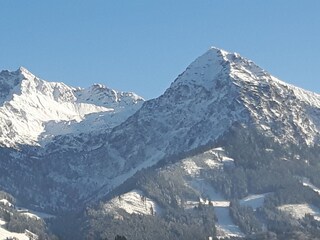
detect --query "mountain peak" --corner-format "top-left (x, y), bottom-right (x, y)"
top-left (170, 47), bottom-right (274, 93)
top-left (208, 46), bottom-right (230, 56)
top-left (161, 48), bottom-right (320, 147)
top-left (16, 66), bottom-right (35, 80)
top-left (169, 47), bottom-right (232, 91)
top-left (18, 66), bottom-right (29, 73)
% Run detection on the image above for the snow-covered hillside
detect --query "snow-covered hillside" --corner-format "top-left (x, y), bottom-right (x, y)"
top-left (104, 190), bottom-right (160, 217)
top-left (0, 197), bottom-right (41, 240)
top-left (278, 204), bottom-right (320, 221)
top-left (0, 67), bottom-right (144, 147)
top-left (0, 224), bottom-right (30, 240)
top-left (181, 149), bottom-right (244, 239)
top-left (240, 194), bottom-right (269, 210)
top-left (99, 147), bottom-right (244, 238)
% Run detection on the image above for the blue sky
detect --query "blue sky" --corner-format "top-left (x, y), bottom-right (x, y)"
top-left (0, 1), bottom-right (319, 99)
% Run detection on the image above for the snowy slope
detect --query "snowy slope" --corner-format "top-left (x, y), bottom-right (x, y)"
top-left (103, 190), bottom-right (160, 216)
top-left (188, 179), bottom-right (244, 239)
top-left (239, 194), bottom-right (269, 210)
top-left (181, 150), bottom-right (243, 239)
top-left (0, 198), bottom-right (39, 240)
top-left (278, 204), bottom-right (320, 220)
top-left (150, 147), bottom-right (244, 238)
top-left (170, 47), bottom-right (320, 146)
top-left (99, 147), bottom-right (243, 238)
top-left (0, 225), bottom-right (29, 240)
top-left (0, 67), bottom-right (144, 147)
top-left (223, 50), bottom-right (320, 146)
top-left (301, 178), bottom-right (320, 195)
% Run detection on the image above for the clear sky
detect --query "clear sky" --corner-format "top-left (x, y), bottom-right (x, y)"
top-left (1, 0), bottom-right (319, 99)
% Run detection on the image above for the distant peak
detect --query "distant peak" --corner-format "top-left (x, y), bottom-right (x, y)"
top-left (169, 47), bottom-right (269, 92)
top-left (16, 66), bottom-right (35, 79)
top-left (18, 66), bottom-right (30, 73)
top-left (18, 66), bottom-right (28, 72)
top-left (92, 83), bottom-right (107, 89)
top-left (198, 47), bottom-right (237, 66)
top-left (209, 47), bottom-right (248, 60)
top-left (208, 46), bottom-right (229, 56)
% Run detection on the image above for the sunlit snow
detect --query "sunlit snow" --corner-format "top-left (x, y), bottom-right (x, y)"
top-left (104, 190), bottom-right (160, 216)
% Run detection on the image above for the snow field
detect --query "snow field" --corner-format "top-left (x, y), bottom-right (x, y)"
top-left (0, 226), bottom-right (29, 240)
top-left (239, 193), bottom-right (269, 210)
top-left (278, 204), bottom-right (320, 220)
top-left (104, 190), bottom-right (160, 216)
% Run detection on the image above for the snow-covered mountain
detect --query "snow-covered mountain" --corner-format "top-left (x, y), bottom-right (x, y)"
top-left (1, 47), bottom-right (320, 239)
top-left (163, 47), bottom-right (320, 147)
top-left (2, 47), bottom-right (320, 207)
top-left (85, 47), bottom-right (320, 199)
top-left (0, 67), bottom-right (144, 147)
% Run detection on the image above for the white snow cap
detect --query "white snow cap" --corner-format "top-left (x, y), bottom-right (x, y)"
top-left (0, 67), bottom-right (144, 148)
top-left (17, 66), bottom-right (35, 78)
top-left (209, 46), bottom-right (229, 55)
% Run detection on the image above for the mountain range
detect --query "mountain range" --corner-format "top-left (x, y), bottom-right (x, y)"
top-left (1, 47), bottom-right (320, 240)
